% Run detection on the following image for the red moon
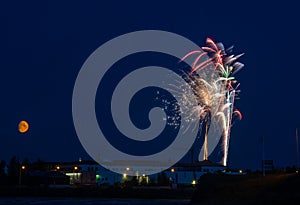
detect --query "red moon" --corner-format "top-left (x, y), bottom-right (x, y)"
top-left (18, 120), bottom-right (29, 133)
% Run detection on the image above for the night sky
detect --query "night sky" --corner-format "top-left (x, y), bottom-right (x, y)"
top-left (1, 0), bottom-right (300, 171)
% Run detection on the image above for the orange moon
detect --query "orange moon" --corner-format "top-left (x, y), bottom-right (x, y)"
top-left (18, 120), bottom-right (29, 133)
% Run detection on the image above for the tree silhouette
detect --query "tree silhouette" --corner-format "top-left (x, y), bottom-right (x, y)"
top-left (8, 156), bottom-right (20, 177)
top-left (0, 160), bottom-right (6, 176)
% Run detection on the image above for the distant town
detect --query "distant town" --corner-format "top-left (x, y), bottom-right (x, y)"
top-left (0, 157), bottom-right (298, 188)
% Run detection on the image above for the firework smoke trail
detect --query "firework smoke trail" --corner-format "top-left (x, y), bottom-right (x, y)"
top-left (180, 38), bottom-right (244, 166)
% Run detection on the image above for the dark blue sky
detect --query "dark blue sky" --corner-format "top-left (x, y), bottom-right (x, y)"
top-left (0, 0), bottom-right (299, 170)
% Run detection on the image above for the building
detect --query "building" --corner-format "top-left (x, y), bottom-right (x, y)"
top-left (164, 160), bottom-right (226, 186)
top-left (30, 159), bottom-right (226, 187)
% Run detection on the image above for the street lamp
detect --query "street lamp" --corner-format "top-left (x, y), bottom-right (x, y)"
top-left (73, 166), bottom-right (79, 184)
top-left (19, 165), bottom-right (26, 185)
top-left (192, 180), bottom-right (197, 185)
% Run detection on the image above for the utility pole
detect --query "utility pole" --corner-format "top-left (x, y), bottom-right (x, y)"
top-left (191, 147), bottom-right (194, 164)
top-left (296, 128), bottom-right (299, 173)
top-left (262, 136), bottom-right (265, 177)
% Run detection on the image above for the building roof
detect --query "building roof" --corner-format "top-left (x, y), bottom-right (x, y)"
top-left (197, 160), bottom-right (225, 167)
top-left (29, 171), bottom-right (69, 178)
top-left (174, 160), bottom-right (225, 168)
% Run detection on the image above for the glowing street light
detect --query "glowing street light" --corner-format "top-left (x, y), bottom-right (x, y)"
top-left (19, 165), bottom-right (26, 185)
top-left (191, 180), bottom-right (197, 185)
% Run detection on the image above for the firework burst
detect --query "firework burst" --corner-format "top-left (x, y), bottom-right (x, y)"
top-left (162, 38), bottom-right (244, 166)
top-left (185, 37), bottom-right (244, 166)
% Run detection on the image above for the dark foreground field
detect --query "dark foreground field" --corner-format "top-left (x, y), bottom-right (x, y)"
top-left (1, 173), bottom-right (300, 204)
top-left (190, 173), bottom-right (300, 205)
top-left (0, 185), bottom-right (194, 200)
top-left (0, 198), bottom-right (190, 205)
